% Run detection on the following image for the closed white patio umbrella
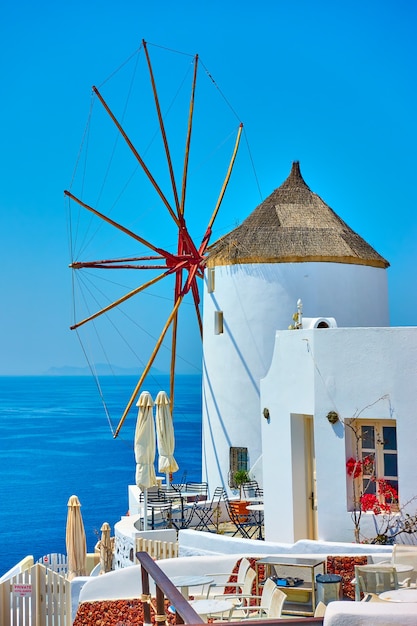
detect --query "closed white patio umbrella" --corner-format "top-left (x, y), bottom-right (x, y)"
top-left (155, 390), bottom-right (178, 486)
top-left (66, 495), bottom-right (87, 580)
top-left (135, 390), bottom-right (157, 530)
top-left (99, 521), bottom-right (113, 574)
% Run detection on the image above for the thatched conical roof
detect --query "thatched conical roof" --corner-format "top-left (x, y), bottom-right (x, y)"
top-left (207, 162), bottom-right (389, 269)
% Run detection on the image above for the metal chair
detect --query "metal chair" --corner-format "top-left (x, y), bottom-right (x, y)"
top-left (185, 481), bottom-right (208, 501)
top-left (194, 487), bottom-right (226, 532)
top-left (139, 489), bottom-right (173, 529)
top-left (224, 494), bottom-right (259, 539)
top-left (170, 470), bottom-right (188, 492)
top-left (242, 481), bottom-right (260, 499)
top-left (170, 496), bottom-right (202, 530)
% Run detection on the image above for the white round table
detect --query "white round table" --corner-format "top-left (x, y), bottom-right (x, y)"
top-left (190, 598), bottom-right (234, 620)
top-left (246, 503), bottom-right (264, 539)
top-left (170, 575), bottom-right (214, 598)
top-left (360, 563), bottom-right (413, 573)
top-left (379, 588), bottom-right (417, 602)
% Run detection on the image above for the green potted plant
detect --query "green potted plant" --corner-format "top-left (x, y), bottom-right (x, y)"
top-left (233, 469), bottom-right (250, 499)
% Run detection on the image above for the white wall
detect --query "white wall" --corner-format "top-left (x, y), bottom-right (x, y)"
top-left (261, 327), bottom-right (417, 544)
top-left (202, 262), bottom-right (388, 496)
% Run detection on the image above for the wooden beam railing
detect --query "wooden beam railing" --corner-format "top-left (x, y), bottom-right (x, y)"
top-left (136, 551), bottom-right (324, 626)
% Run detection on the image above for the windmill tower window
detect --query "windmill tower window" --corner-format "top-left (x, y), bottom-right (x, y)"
top-left (214, 311), bottom-right (224, 334)
top-left (207, 267), bottom-right (215, 293)
top-left (229, 447), bottom-right (248, 488)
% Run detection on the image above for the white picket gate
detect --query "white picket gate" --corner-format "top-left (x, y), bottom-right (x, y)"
top-left (0, 563), bottom-right (71, 626)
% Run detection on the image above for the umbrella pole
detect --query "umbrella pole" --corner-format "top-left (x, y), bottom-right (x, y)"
top-left (143, 488), bottom-right (148, 531)
top-left (165, 471), bottom-right (170, 487)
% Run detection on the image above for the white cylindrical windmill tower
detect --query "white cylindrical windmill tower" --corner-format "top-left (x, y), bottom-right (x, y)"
top-left (202, 161), bottom-right (389, 495)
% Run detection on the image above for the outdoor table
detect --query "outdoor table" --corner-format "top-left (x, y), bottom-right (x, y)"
top-left (189, 598), bottom-right (234, 620)
top-left (256, 556), bottom-right (325, 616)
top-left (246, 503), bottom-right (264, 540)
top-left (352, 562), bottom-right (414, 586)
top-left (379, 588), bottom-right (417, 602)
top-left (170, 575), bottom-right (214, 599)
top-left (359, 563), bottom-right (413, 573)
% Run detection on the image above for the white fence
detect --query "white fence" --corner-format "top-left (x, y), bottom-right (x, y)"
top-left (0, 563), bottom-right (71, 626)
top-left (135, 537), bottom-right (178, 561)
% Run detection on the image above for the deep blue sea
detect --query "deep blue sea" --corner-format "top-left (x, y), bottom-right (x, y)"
top-left (0, 375), bottom-right (202, 576)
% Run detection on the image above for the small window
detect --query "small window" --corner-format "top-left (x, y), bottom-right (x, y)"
top-left (345, 419), bottom-right (399, 512)
top-left (207, 267), bottom-right (215, 293)
top-left (214, 311), bottom-right (223, 334)
top-left (229, 447), bottom-right (248, 488)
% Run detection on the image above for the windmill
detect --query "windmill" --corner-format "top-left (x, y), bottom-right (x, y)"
top-left (65, 40), bottom-right (243, 438)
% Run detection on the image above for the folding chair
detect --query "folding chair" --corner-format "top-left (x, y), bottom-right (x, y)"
top-left (194, 487), bottom-right (226, 532)
top-left (185, 481), bottom-right (208, 501)
top-left (171, 496), bottom-right (202, 530)
top-left (224, 494), bottom-right (259, 539)
top-left (242, 481), bottom-right (260, 499)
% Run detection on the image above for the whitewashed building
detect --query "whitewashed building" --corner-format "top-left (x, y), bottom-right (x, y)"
top-left (261, 325), bottom-right (417, 543)
top-left (202, 161), bottom-right (416, 542)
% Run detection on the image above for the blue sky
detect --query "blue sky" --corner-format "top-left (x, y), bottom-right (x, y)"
top-left (0, 0), bottom-right (416, 376)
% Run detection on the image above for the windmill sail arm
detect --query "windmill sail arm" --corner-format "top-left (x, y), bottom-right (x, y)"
top-left (205, 122), bottom-right (243, 235)
top-left (64, 190), bottom-right (170, 256)
top-left (70, 269), bottom-right (172, 330)
top-left (143, 40), bottom-right (180, 215)
top-left (92, 86), bottom-right (180, 228)
top-left (179, 53), bottom-right (198, 217)
top-left (113, 295), bottom-right (184, 438)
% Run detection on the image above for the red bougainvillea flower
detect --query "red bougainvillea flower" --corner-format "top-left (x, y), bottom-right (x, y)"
top-left (346, 457), bottom-right (363, 478)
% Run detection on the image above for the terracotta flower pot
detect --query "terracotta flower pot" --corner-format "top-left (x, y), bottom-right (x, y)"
top-left (230, 500), bottom-right (249, 522)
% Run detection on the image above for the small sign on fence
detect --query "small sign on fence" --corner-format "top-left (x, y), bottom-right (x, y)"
top-left (13, 583), bottom-right (32, 597)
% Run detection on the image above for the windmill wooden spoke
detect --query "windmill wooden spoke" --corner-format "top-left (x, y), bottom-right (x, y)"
top-left (179, 50), bottom-right (198, 217)
top-left (191, 279), bottom-right (203, 338)
top-left (70, 268), bottom-right (177, 330)
top-left (70, 255), bottom-right (189, 271)
top-left (93, 86), bottom-right (180, 228)
top-left (143, 39), bottom-right (181, 215)
top-left (169, 311), bottom-right (179, 413)
top-left (65, 190), bottom-right (172, 258)
top-left (205, 122), bottom-right (243, 235)
top-left (114, 295), bottom-right (184, 438)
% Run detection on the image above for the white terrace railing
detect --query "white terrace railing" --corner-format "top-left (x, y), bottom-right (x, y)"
top-left (0, 562), bottom-right (71, 626)
top-left (135, 536), bottom-right (178, 561)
